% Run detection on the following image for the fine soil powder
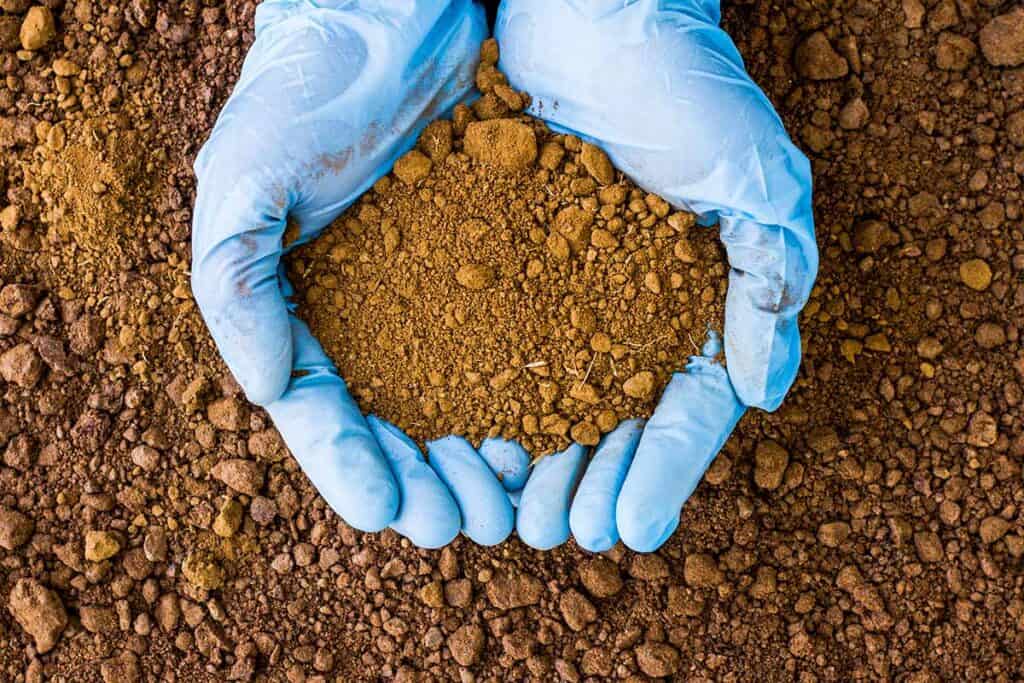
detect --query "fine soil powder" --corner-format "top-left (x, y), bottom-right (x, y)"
top-left (288, 42), bottom-right (727, 456)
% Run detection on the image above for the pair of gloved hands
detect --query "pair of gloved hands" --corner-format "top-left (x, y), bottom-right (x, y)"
top-left (191, 0), bottom-right (817, 553)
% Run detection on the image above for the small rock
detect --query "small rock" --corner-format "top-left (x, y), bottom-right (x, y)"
top-left (69, 315), bottom-right (106, 355)
top-left (80, 606), bottom-right (118, 634)
top-left (143, 527), bottom-right (168, 562)
top-left (818, 521), bottom-right (851, 548)
top-left (979, 516), bottom-right (1010, 544)
top-left (683, 553), bottom-right (723, 588)
top-left (249, 496), bottom-right (277, 525)
top-left (212, 498), bottom-right (244, 538)
top-left (419, 580), bottom-right (445, 609)
top-left (754, 440), bottom-right (789, 490)
top-left (635, 642), bottom-right (681, 678)
top-left (580, 143), bottom-right (614, 185)
top-left (0, 506), bottom-right (33, 549)
top-left (8, 579), bottom-right (67, 653)
top-left (0, 284), bottom-right (38, 318)
top-left (623, 371), bottom-right (655, 399)
top-left (905, 0), bottom-right (929, 29)
top-left (211, 458), bottom-right (265, 496)
top-left (84, 530), bottom-right (122, 562)
top-left (795, 31), bottom-right (849, 80)
top-left (979, 8), bottom-right (1024, 67)
top-left (559, 589), bottom-right (598, 631)
top-left (129, 444), bottom-right (161, 472)
top-left (419, 119), bottom-right (453, 162)
top-left (448, 624), bottom-right (485, 666)
top-left (155, 594), bottom-right (180, 632)
top-left (579, 557), bottom-right (623, 598)
top-left (976, 322), bottom-right (1006, 349)
top-left (100, 651), bottom-right (140, 683)
top-left (464, 119), bottom-right (538, 169)
top-left (913, 531), bottom-right (943, 563)
top-left (182, 552), bottom-right (225, 590)
top-left (0, 343), bottom-right (44, 388)
top-left (960, 259), bottom-right (992, 291)
top-left (444, 579), bottom-right (473, 608)
top-left (455, 263), bottom-right (496, 290)
top-left (207, 397), bottom-right (248, 432)
top-left (20, 6), bottom-right (55, 51)
top-left (839, 97), bottom-right (870, 130)
top-left (935, 32), bottom-right (977, 71)
top-left (570, 421), bottom-right (600, 446)
top-left (967, 411), bottom-right (998, 447)
top-left (393, 149), bottom-right (432, 185)
top-left (486, 572), bottom-right (544, 609)
top-left (629, 554), bottom-right (669, 581)
top-left (853, 219), bottom-right (896, 253)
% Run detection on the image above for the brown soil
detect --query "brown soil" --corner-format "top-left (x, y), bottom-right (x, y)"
top-left (288, 53), bottom-right (726, 456)
top-left (0, 1), bottom-right (1023, 682)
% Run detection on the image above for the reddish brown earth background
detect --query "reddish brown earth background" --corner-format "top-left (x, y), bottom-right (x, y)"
top-left (1, 0), bottom-right (1024, 681)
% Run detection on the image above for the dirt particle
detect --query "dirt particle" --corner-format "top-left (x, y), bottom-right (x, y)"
top-left (559, 589), bottom-right (598, 631)
top-left (455, 263), bottom-right (496, 290)
top-left (754, 440), bottom-right (789, 490)
top-left (486, 572), bottom-right (543, 610)
top-left (979, 8), bottom-right (1024, 67)
top-left (182, 551), bottom-right (225, 590)
top-left (129, 444), bottom-right (161, 472)
top-left (817, 521), bottom-right (851, 548)
top-left (211, 458), bottom-right (265, 496)
top-left (635, 642), bottom-right (681, 678)
top-left (463, 119), bottom-right (538, 169)
top-left (579, 558), bottom-right (623, 598)
top-left (979, 516), bottom-right (1010, 544)
top-left (580, 143), bottom-right (614, 185)
top-left (0, 506), bottom-right (33, 550)
top-left (8, 579), bottom-right (67, 653)
top-left (20, 5), bottom-right (55, 51)
top-left (683, 553), bottom-right (723, 588)
top-left (84, 530), bottom-right (122, 562)
top-left (212, 498), bottom-right (244, 538)
top-left (570, 421), bottom-right (600, 446)
top-left (795, 31), bottom-right (849, 80)
top-left (623, 371), bottom-right (656, 399)
top-left (913, 531), bottom-right (944, 563)
top-left (0, 343), bottom-right (44, 388)
top-left (959, 259), bottom-right (992, 291)
top-left (419, 120), bottom-right (453, 163)
top-left (207, 397), bottom-right (248, 432)
top-left (448, 624), bottom-right (485, 666)
top-left (393, 149), bottom-right (432, 185)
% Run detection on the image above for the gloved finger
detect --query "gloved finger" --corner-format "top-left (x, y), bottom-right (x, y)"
top-left (478, 438), bottom-right (531, 492)
top-left (517, 444), bottom-right (588, 550)
top-left (426, 437), bottom-right (515, 546)
top-left (568, 419), bottom-right (643, 553)
top-left (265, 318), bottom-right (399, 532)
top-left (191, 174), bottom-right (292, 406)
top-left (367, 417), bottom-right (461, 549)
top-left (616, 359), bottom-right (746, 553)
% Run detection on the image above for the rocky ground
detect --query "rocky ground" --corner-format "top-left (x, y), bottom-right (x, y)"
top-left (1, 0), bottom-right (1023, 681)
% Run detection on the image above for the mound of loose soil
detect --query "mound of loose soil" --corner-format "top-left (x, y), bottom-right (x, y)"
top-left (288, 44), bottom-right (726, 456)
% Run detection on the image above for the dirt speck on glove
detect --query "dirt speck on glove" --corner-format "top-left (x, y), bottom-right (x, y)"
top-left (288, 46), bottom-right (728, 456)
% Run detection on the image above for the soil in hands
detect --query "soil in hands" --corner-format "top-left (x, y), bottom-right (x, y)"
top-left (288, 44), bottom-right (727, 456)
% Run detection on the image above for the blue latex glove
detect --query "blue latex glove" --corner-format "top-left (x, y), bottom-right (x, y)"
top-left (499, 0), bottom-right (818, 552)
top-left (191, 0), bottom-right (513, 548)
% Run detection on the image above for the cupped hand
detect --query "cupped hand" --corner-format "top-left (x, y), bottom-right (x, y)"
top-left (498, 0), bottom-right (819, 552)
top-left (192, 0), bottom-right (519, 547)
